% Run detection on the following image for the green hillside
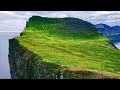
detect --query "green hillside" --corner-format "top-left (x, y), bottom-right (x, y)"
top-left (16, 16), bottom-right (120, 76)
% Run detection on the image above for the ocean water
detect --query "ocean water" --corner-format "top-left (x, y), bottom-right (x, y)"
top-left (0, 20), bottom-right (26, 79)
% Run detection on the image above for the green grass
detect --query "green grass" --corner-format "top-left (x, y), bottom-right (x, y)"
top-left (15, 17), bottom-right (120, 75)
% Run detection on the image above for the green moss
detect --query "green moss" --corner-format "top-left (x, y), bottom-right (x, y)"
top-left (16, 16), bottom-right (120, 76)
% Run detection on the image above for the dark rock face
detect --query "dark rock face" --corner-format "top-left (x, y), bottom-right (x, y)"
top-left (9, 39), bottom-right (60, 79)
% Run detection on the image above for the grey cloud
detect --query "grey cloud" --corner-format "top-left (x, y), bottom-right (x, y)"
top-left (0, 11), bottom-right (120, 26)
top-left (0, 19), bottom-right (26, 32)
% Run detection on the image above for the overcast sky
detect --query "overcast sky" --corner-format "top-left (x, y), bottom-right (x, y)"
top-left (0, 11), bottom-right (120, 26)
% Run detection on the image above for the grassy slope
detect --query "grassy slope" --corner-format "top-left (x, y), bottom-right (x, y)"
top-left (16, 16), bottom-right (120, 75)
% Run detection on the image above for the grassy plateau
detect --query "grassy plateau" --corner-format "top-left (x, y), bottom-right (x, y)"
top-left (15, 16), bottom-right (120, 76)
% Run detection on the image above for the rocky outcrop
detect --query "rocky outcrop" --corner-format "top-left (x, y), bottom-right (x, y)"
top-left (9, 39), bottom-right (120, 79)
top-left (9, 39), bottom-right (60, 79)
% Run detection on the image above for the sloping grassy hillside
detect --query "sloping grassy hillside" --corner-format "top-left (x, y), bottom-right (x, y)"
top-left (16, 16), bottom-right (120, 76)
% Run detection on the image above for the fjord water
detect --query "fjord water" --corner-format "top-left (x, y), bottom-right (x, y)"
top-left (0, 20), bottom-right (26, 79)
top-left (107, 35), bottom-right (120, 50)
top-left (111, 35), bottom-right (120, 49)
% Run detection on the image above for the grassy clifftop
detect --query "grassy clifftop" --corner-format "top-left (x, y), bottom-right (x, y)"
top-left (15, 16), bottom-right (120, 77)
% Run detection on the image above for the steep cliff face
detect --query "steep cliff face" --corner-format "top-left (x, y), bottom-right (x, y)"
top-left (9, 39), bottom-right (120, 79)
top-left (9, 39), bottom-right (60, 79)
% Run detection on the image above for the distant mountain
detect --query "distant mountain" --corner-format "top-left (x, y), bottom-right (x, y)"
top-left (96, 24), bottom-right (111, 30)
top-left (95, 24), bottom-right (120, 36)
top-left (112, 26), bottom-right (120, 30)
top-left (96, 24), bottom-right (120, 43)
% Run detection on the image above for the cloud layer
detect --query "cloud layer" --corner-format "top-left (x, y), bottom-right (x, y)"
top-left (0, 11), bottom-right (120, 26)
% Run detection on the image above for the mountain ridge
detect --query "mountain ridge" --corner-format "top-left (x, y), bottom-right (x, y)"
top-left (96, 23), bottom-right (120, 34)
top-left (27, 16), bottom-right (99, 35)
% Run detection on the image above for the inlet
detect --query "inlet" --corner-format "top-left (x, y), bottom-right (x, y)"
top-left (0, 20), bottom-right (26, 79)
